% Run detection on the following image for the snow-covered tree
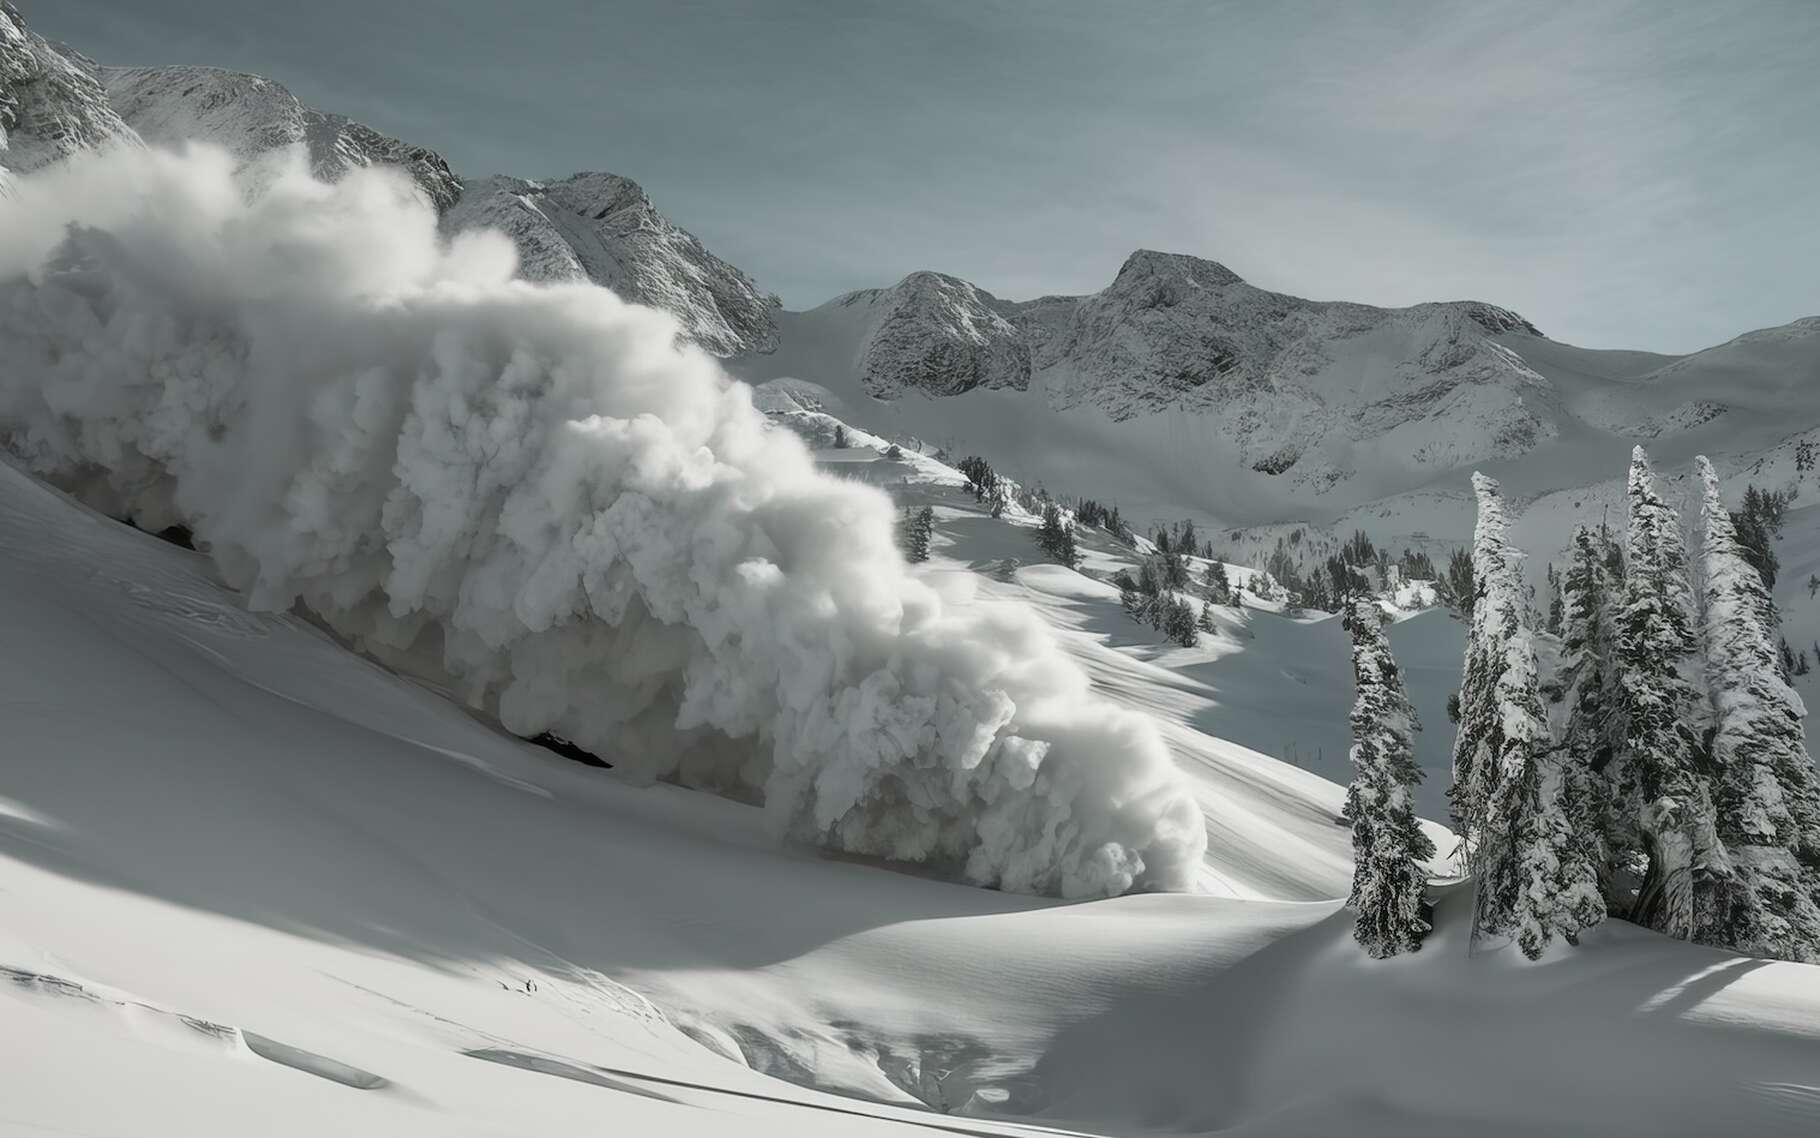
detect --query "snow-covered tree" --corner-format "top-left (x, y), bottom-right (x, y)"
top-left (1506, 750), bottom-right (1608, 958)
top-left (1452, 474), bottom-right (1603, 952)
top-left (1344, 597), bottom-right (1436, 957)
top-left (1697, 455), bottom-right (1820, 961)
top-left (1613, 447), bottom-right (1735, 942)
top-left (1450, 474), bottom-right (1515, 847)
top-left (1204, 558), bottom-right (1231, 604)
top-left (1035, 502), bottom-right (1076, 567)
top-left (1163, 594), bottom-right (1198, 647)
top-left (899, 505), bottom-right (934, 564)
top-left (1197, 600), bottom-right (1218, 635)
top-left (1545, 562), bottom-right (1565, 635)
top-left (985, 479), bottom-right (1008, 519)
top-left (1557, 526), bottom-right (1621, 889)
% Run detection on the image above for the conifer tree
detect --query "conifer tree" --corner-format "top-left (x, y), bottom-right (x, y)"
top-left (1450, 474), bottom-right (1513, 848)
top-left (1614, 447), bottom-right (1736, 941)
top-left (1545, 562), bottom-right (1565, 635)
top-left (1204, 558), bottom-right (1231, 604)
top-left (1198, 600), bottom-right (1219, 634)
top-left (1453, 474), bottom-right (1603, 951)
top-left (1344, 598), bottom-right (1436, 957)
top-left (1697, 456), bottom-right (1820, 961)
top-left (1505, 747), bottom-right (1608, 958)
top-left (1036, 502), bottom-right (1069, 562)
top-left (1164, 595), bottom-right (1198, 647)
top-left (899, 505), bottom-right (934, 564)
top-left (1558, 526), bottom-right (1621, 894)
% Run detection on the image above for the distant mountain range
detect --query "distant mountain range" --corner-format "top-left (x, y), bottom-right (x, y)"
top-left (7, 0), bottom-right (1819, 544)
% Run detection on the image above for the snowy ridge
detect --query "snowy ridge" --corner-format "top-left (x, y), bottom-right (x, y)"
top-left (101, 64), bottom-right (463, 211)
top-left (59, 51), bottom-right (776, 356)
top-left (0, 3), bottom-right (135, 180)
top-left (444, 172), bottom-right (779, 356)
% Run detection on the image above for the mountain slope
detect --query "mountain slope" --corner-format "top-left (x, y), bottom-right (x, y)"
top-left (731, 254), bottom-right (1820, 537)
top-left (6, 430), bottom-right (1820, 1138)
top-left (83, 57), bottom-right (776, 355)
top-left (444, 172), bottom-right (779, 356)
top-left (0, 3), bottom-right (135, 180)
top-left (100, 64), bottom-right (463, 211)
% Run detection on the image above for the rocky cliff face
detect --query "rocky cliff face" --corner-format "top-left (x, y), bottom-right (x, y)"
top-left (836, 271), bottom-right (1029, 397)
top-left (0, 4), bottom-right (135, 179)
top-left (444, 173), bottom-right (779, 356)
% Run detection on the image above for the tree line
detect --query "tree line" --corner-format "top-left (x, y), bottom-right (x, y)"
top-left (1347, 447), bottom-right (1820, 965)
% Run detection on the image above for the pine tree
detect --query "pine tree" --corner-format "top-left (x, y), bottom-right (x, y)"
top-left (1545, 563), bottom-right (1565, 635)
top-left (1058, 521), bottom-right (1079, 569)
top-left (1159, 547), bottom-right (1189, 590)
top-left (899, 505), bottom-right (934, 563)
top-left (957, 456), bottom-right (994, 501)
top-left (1439, 547), bottom-right (1475, 615)
top-left (1164, 595), bottom-right (1199, 647)
top-left (1508, 749), bottom-right (1608, 958)
top-left (1198, 601), bottom-right (1219, 634)
top-left (1450, 473), bottom-right (1513, 849)
top-left (1697, 455), bottom-right (1820, 961)
top-left (1558, 525), bottom-right (1621, 897)
top-left (1344, 597), bottom-right (1437, 957)
top-left (832, 424), bottom-right (848, 448)
top-left (1036, 502), bottom-right (1069, 562)
top-left (1204, 558), bottom-right (1231, 604)
top-left (1615, 447), bottom-right (1736, 942)
top-left (1117, 570), bottom-right (1144, 617)
top-left (1453, 474), bottom-right (1603, 952)
top-left (985, 479), bottom-right (1008, 519)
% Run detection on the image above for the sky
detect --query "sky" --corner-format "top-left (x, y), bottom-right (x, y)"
top-left (31, 0), bottom-right (1820, 352)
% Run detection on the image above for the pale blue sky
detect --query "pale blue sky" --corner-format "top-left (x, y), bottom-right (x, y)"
top-left (32, 0), bottom-right (1820, 351)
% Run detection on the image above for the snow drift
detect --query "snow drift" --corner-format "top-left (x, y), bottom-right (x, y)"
top-left (0, 144), bottom-right (1204, 897)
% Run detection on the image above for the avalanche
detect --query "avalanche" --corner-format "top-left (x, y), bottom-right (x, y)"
top-left (0, 143), bottom-right (1204, 899)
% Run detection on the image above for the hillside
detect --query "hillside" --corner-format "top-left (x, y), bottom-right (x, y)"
top-left (7, 430), bottom-right (1820, 1138)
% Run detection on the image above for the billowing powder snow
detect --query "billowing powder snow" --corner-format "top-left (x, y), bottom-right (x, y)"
top-left (0, 143), bottom-right (1204, 898)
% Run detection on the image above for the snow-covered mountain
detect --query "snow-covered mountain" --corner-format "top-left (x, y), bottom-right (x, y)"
top-left (100, 64), bottom-right (464, 211)
top-left (732, 251), bottom-right (1820, 541)
top-left (0, 3), bottom-right (133, 180)
top-left (14, 0), bottom-right (1820, 542)
top-left (444, 172), bottom-right (778, 356)
top-left (0, 4), bottom-right (776, 357)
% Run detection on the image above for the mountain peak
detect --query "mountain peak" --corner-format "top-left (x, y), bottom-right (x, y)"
top-left (1114, 248), bottom-right (1245, 289)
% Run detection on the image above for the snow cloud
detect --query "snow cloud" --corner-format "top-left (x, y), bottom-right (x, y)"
top-left (0, 144), bottom-right (1204, 898)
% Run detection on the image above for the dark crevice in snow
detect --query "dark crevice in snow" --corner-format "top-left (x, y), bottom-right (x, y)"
top-left (529, 731), bottom-right (611, 769)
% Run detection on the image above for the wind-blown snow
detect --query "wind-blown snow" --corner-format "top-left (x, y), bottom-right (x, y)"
top-left (0, 144), bottom-right (1203, 898)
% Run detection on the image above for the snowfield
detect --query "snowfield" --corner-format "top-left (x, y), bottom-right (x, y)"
top-left (7, 428), bottom-right (1820, 1137)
